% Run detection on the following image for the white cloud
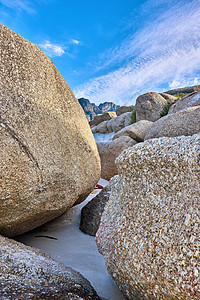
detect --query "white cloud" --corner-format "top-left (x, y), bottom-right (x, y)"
top-left (39, 41), bottom-right (65, 57)
top-left (71, 39), bottom-right (80, 45)
top-left (74, 0), bottom-right (200, 105)
top-left (0, 0), bottom-right (35, 14)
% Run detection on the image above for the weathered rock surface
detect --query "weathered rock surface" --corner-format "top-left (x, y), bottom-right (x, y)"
top-left (113, 120), bottom-right (153, 142)
top-left (97, 136), bottom-right (137, 180)
top-left (92, 111), bottom-right (117, 126)
top-left (96, 134), bottom-right (200, 300)
top-left (80, 179), bottom-right (115, 236)
top-left (169, 91), bottom-right (200, 114)
top-left (159, 92), bottom-right (177, 102)
top-left (107, 112), bottom-right (132, 133)
top-left (0, 25), bottom-right (101, 236)
top-left (135, 92), bottom-right (167, 122)
top-left (165, 85), bottom-right (200, 95)
top-left (0, 235), bottom-right (101, 299)
top-left (145, 106), bottom-right (200, 140)
top-left (116, 106), bottom-right (135, 116)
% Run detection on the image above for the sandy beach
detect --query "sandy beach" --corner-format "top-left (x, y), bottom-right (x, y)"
top-left (15, 178), bottom-right (125, 300)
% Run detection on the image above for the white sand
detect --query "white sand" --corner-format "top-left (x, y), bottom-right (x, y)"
top-left (16, 178), bottom-right (125, 300)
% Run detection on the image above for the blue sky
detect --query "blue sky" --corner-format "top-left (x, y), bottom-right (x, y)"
top-left (1, 0), bottom-right (200, 105)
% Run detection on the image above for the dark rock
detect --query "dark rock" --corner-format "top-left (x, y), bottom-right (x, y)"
top-left (165, 85), bottom-right (200, 95)
top-left (80, 184), bottom-right (112, 236)
top-left (78, 98), bottom-right (120, 121)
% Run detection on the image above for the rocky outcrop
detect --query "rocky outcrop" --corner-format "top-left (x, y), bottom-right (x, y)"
top-left (96, 134), bottom-right (200, 300)
top-left (0, 25), bottom-right (101, 236)
top-left (92, 112), bottom-right (132, 134)
top-left (145, 106), bottom-right (200, 140)
top-left (135, 92), bottom-right (167, 122)
top-left (165, 85), bottom-right (200, 95)
top-left (0, 235), bottom-right (101, 299)
top-left (159, 92), bottom-right (177, 102)
top-left (169, 92), bottom-right (200, 114)
top-left (116, 105), bottom-right (135, 116)
top-left (78, 98), bottom-right (120, 121)
top-left (91, 111), bottom-right (117, 126)
top-left (80, 180), bottom-right (114, 236)
top-left (113, 120), bottom-right (153, 142)
top-left (97, 136), bottom-right (137, 180)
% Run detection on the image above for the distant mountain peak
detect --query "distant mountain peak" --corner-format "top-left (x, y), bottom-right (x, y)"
top-left (78, 97), bottom-right (120, 121)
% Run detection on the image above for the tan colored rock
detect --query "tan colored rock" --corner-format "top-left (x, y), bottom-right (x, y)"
top-left (0, 25), bottom-right (100, 236)
top-left (97, 136), bottom-right (137, 180)
top-left (0, 235), bottom-right (101, 299)
top-left (135, 92), bottom-right (167, 122)
top-left (92, 120), bottom-right (109, 133)
top-left (96, 134), bottom-right (200, 300)
top-left (169, 91), bottom-right (200, 114)
top-left (92, 111), bottom-right (117, 126)
top-left (116, 105), bottom-right (135, 116)
top-left (159, 92), bottom-right (177, 102)
top-left (145, 106), bottom-right (200, 140)
top-left (107, 112), bottom-right (131, 133)
top-left (113, 120), bottom-right (153, 142)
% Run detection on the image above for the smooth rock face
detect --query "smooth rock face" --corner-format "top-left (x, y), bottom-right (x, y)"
top-left (116, 106), bottom-right (135, 116)
top-left (159, 92), bottom-right (177, 102)
top-left (97, 136), bottom-right (137, 180)
top-left (92, 121), bottom-right (109, 134)
top-left (92, 111), bottom-right (117, 126)
top-left (113, 120), bottom-right (153, 142)
top-left (0, 25), bottom-right (101, 236)
top-left (107, 112), bottom-right (132, 133)
top-left (96, 134), bottom-right (200, 299)
top-left (135, 92), bottom-right (167, 122)
top-left (0, 235), bottom-right (101, 299)
top-left (145, 106), bottom-right (200, 140)
top-left (80, 179), bottom-right (115, 236)
top-left (169, 92), bottom-right (200, 114)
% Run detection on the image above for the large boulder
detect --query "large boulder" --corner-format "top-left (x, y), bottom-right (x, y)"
top-left (116, 105), bottom-right (135, 116)
top-left (113, 120), bottom-right (153, 142)
top-left (92, 120), bottom-right (109, 134)
top-left (169, 91), bottom-right (200, 114)
top-left (96, 134), bottom-right (200, 300)
top-left (165, 85), bottom-right (200, 95)
top-left (0, 235), bottom-right (101, 299)
top-left (135, 92), bottom-right (167, 122)
top-left (80, 179), bottom-right (115, 236)
top-left (92, 111), bottom-right (117, 126)
top-left (97, 136), bottom-right (137, 180)
top-left (145, 106), bottom-right (200, 140)
top-left (0, 25), bottom-right (101, 236)
top-left (107, 112), bottom-right (132, 133)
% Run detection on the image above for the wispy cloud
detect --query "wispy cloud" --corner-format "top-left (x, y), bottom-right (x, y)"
top-left (71, 39), bottom-right (80, 45)
top-left (0, 0), bottom-right (35, 14)
top-left (75, 0), bottom-right (200, 105)
top-left (38, 41), bottom-right (65, 57)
